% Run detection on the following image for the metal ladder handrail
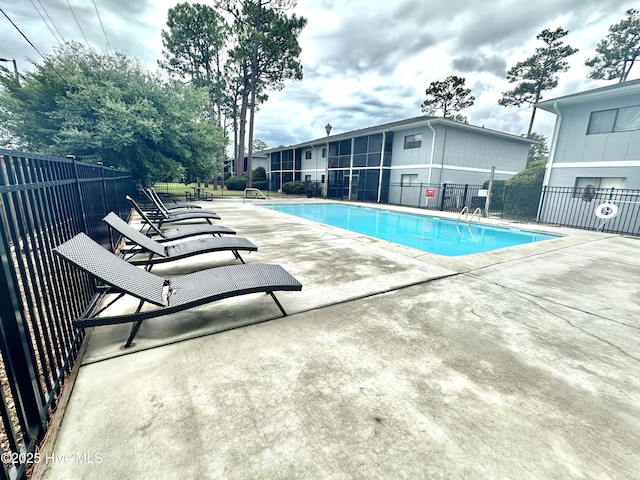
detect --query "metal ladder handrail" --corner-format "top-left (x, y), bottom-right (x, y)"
top-left (456, 206), bottom-right (469, 222)
top-left (243, 187), bottom-right (274, 207)
top-left (469, 207), bottom-right (482, 223)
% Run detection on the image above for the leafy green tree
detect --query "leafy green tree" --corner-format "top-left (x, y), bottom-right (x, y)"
top-left (0, 41), bottom-right (225, 184)
top-left (159, 3), bottom-right (231, 183)
top-left (526, 132), bottom-right (549, 165)
top-left (253, 138), bottom-right (268, 151)
top-left (222, 56), bottom-right (250, 175)
top-left (218, 0), bottom-right (306, 187)
top-left (585, 9), bottom-right (640, 83)
top-left (499, 27), bottom-right (578, 137)
top-left (421, 75), bottom-right (475, 119)
top-left (159, 3), bottom-right (229, 122)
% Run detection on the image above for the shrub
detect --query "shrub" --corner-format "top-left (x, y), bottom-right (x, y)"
top-left (282, 181), bottom-right (307, 194)
top-left (252, 180), bottom-right (269, 191)
top-left (252, 167), bottom-right (267, 182)
top-left (506, 159), bottom-right (546, 187)
top-left (225, 176), bottom-right (247, 191)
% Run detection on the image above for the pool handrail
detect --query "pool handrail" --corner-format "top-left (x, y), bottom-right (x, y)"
top-left (243, 188), bottom-right (274, 207)
top-left (470, 207), bottom-right (482, 223)
top-left (457, 206), bottom-right (483, 224)
top-left (457, 206), bottom-right (469, 222)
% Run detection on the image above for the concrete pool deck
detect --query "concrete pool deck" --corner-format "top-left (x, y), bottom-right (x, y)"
top-left (37, 198), bottom-right (640, 479)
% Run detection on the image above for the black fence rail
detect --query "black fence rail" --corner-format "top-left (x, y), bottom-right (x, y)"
top-left (388, 182), bottom-right (640, 236)
top-left (539, 186), bottom-right (640, 235)
top-left (389, 183), bottom-right (485, 213)
top-left (0, 150), bottom-right (134, 480)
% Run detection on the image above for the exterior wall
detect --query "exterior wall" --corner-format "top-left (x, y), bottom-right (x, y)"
top-left (439, 126), bottom-right (528, 174)
top-left (266, 118), bottom-right (531, 199)
top-left (299, 147), bottom-right (321, 181)
top-left (539, 83), bottom-right (640, 233)
top-left (388, 126), bottom-right (433, 167)
top-left (389, 124), bottom-right (528, 186)
top-left (546, 165), bottom-right (639, 189)
top-left (252, 155), bottom-right (270, 175)
top-left (551, 94), bottom-right (640, 165)
top-left (546, 90), bottom-right (640, 189)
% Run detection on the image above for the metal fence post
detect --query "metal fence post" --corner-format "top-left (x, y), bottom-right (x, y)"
top-left (536, 185), bottom-right (547, 223)
top-left (440, 183), bottom-right (447, 211)
top-left (98, 162), bottom-right (108, 217)
top-left (68, 155), bottom-right (87, 232)
top-left (484, 166), bottom-right (495, 217)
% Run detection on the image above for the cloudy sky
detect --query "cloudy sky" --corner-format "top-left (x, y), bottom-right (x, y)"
top-left (1, 0), bottom-right (638, 149)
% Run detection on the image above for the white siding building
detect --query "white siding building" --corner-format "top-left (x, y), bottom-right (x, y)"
top-left (537, 79), bottom-right (640, 190)
top-left (260, 116), bottom-right (532, 203)
top-left (536, 79), bottom-right (640, 234)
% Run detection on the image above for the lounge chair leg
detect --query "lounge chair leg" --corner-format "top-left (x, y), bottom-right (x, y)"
top-left (93, 292), bottom-right (125, 316)
top-left (124, 320), bottom-right (144, 348)
top-left (269, 292), bottom-right (287, 316)
top-left (232, 250), bottom-right (245, 264)
top-left (123, 299), bottom-right (146, 348)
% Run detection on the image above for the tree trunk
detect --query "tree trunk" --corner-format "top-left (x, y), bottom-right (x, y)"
top-left (247, 49), bottom-right (258, 189)
top-left (527, 90), bottom-right (542, 137)
top-left (246, 4), bottom-right (263, 189)
top-left (236, 88), bottom-right (248, 178)
top-left (526, 106), bottom-right (537, 138)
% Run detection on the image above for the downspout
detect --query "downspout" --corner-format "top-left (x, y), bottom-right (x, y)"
top-left (426, 121), bottom-right (436, 185)
top-left (438, 126), bottom-right (448, 184)
top-left (537, 102), bottom-right (562, 222)
top-left (324, 138), bottom-right (330, 197)
top-left (542, 102), bottom-right (562, 187)
top-left (377, 130), bottom-right (386, 203)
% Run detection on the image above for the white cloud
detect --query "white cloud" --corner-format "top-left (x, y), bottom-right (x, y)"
top-left (1, 0), bottom-right (638, 149)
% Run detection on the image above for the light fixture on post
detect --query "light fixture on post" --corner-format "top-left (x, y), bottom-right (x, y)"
top-left (323, 123), bottom-right (332, 197)
top-left (0, 58), bottom-right (19, 84)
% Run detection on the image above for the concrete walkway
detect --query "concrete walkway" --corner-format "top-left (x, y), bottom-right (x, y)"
top-left (37, 199), bottom-right (640, 479)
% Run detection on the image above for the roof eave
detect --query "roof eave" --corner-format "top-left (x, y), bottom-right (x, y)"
top-left (536, 79), bottom-right (640, 113)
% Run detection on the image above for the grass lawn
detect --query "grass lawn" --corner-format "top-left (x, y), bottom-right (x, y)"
top-left (152, 182), bottom-right (288, 199)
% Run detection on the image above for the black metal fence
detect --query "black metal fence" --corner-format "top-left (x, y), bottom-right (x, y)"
top-left (538, 186), bottom-right (640, 235)
top-left (387, 182), bottom-right (640, 236)
top-left (0, 150), bottom-right (134, 480)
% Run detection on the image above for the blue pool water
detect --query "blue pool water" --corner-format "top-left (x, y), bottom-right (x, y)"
top-left (270, 203), bottom-right (558, 256)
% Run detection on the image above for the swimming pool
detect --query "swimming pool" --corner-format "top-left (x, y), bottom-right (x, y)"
top-left (270, 203), bottom-right (558, 256)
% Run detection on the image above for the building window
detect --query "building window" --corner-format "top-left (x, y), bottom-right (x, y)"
top-left (401, 174), bottom-right (418, 185)
top-left (573, 176), bottom-right (626, 197)
top-left (404, 134), bottom-right (422, 149)
top-left (322, 148), bottom-right (326, 158)
top-left (587, 106), bottom-right (640, 134)
top-left (305, 151), bottom-right (312, 159)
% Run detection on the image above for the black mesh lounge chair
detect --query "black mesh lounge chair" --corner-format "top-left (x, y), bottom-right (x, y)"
top-left (127, 195), bottom-right (236, 240)
top-left (54, 233), bottom-right (302, 347)
top-left (103, 212), bottom-right (256, 269)
top-left (137, 188), bottom-right (212, 222)
top-left (144, 190), bottom-right (222, 227)
top-left (145, 187), bottom-right (202, 210)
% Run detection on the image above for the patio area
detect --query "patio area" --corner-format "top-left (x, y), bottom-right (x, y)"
top-left (36, 198), bottom-right (640, 479)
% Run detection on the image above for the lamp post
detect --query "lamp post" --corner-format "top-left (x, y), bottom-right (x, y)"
top-left (323, 123), bottom-right (332, 197)
top-left (0, 58), bottom-right (19, 84)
